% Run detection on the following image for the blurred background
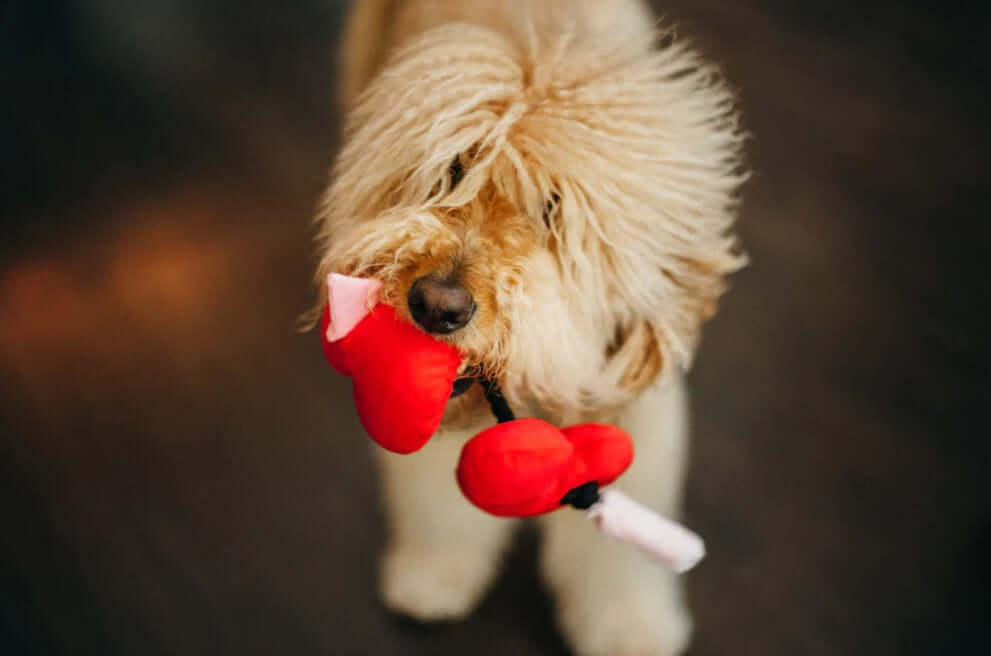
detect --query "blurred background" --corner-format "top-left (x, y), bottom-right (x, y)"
top-left (1, 1), bottom-right (988, 654)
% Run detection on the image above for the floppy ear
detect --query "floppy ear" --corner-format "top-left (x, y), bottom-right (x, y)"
top-left (656, 247), bottom-right (747, 366)
top-left (605, 320), bottom-right (665, 397)
top-left (606, 246), bottom-right (742, 395)
top-left (605, 32), bottom-right (748, 375)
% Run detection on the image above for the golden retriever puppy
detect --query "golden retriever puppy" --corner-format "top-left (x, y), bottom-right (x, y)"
top-left (312, 1), bottom-right (746, 653)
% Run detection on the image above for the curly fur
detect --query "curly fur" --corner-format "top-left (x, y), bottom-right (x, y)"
top-left (310, 2), bottom-right (746, 654)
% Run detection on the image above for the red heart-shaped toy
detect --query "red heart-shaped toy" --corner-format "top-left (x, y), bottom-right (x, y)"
top-left (321, 304), bottom-right (460, 454)
top-left (456, 419), bottom-right (634, 517)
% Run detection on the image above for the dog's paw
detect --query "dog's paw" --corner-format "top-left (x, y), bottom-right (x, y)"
top-left (379, 546), bottom-right (497, 622)
top-left (557, 592), bottom-right (692, 656)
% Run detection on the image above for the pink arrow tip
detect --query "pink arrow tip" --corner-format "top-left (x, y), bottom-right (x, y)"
top-left (325, 273), bottom-right (383, 342)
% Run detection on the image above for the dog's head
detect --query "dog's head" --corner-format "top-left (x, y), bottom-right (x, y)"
top-left (313, 22), bottom-right (746, 421)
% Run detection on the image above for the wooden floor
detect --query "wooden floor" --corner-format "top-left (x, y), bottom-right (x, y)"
top-left (1, 1), bottom-right (988, 654)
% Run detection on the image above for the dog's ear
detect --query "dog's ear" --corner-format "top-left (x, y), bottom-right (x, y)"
top-left (659, 249), bottom-right (746, 367)
top-left (596, 246), bottom-right (743, 389)
top-left (605, 252), bottom-right (738, 391)
top-left (605, 320), bottom-right (664, 395)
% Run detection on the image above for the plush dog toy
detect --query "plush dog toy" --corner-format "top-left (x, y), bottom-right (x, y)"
top-left (320, 273), bottom-right (705, 572)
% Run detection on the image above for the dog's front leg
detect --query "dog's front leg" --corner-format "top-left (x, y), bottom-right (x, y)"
top-left (375, 421), bottom-right (518, 621)
top-left (539, 375), bottom-right (693, 656)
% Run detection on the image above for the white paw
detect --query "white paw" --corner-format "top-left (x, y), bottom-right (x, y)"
top-left (558, 593), bottom-right (692, 656)
top-left (379, 546), bottom-right (498, 622)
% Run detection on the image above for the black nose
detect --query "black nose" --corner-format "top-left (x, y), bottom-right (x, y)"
top-left (407, 277), bottom-right (475, 334)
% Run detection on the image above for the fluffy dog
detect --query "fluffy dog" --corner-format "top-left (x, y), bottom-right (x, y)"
top-left (311, 1), bottom-right (746, 653)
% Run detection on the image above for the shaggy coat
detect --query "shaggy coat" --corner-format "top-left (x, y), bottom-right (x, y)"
top-left (312, 2), bottom-right (745, 654)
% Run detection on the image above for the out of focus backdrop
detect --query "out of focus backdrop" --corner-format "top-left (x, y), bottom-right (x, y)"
top-left (1, 1), bottom-right (988, 654)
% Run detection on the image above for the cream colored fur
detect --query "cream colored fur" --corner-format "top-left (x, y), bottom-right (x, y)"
top-left (314, 1), bottom-right (746, 654)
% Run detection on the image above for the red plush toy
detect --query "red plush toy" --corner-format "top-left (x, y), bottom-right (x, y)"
top-left (320, 300), bottom-right (460, 454)
top-left (321, 273), bottom-right (705, 572)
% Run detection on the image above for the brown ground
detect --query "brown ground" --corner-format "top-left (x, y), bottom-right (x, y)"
top-left (1, 1), bottom-right (988, 654)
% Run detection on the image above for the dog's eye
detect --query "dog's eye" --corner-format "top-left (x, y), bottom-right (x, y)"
top-left (448, 156), bottom-right (466, 190)
top-left (543, 191), bottom-right (561, 228)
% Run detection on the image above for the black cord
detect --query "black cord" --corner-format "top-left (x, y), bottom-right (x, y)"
top-left (559, 481), bottom-right (601, 509)
top-left (479, 377), bottom-right (516, 424)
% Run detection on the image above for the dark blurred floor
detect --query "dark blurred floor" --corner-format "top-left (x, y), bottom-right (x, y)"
top-left (1, 1), bottom-right (989, 655)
